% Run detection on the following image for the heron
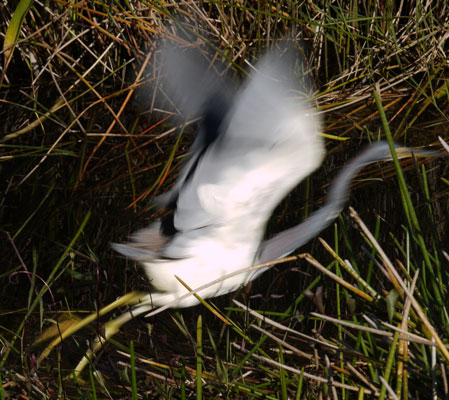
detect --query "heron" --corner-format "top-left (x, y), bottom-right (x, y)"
top-left (112, 46), bottom-right (325, 308)
top-left (36, 43), bottom-right (435, 376)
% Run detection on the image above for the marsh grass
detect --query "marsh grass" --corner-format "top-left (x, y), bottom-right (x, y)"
top-left (1, 1), bottom-right (448, 398)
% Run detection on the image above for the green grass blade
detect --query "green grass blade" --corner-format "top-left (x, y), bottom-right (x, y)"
top-left (2, 0), bottom-right (34, 75)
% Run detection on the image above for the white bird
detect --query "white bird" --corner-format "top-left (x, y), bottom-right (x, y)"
top-left (112, 46), bottom-right (325, 308)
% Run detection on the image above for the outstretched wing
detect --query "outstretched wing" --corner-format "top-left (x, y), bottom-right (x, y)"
top-left (164, 50), bottom-right (324, 258)
top-left (114, 46), bottom-right (324, 263)
top-left (258, 142), bottom-right (440, 263)
top-left (155, 44), bottom-right (234, 209)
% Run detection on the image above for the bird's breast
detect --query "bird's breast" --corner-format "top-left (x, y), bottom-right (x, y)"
top-left (142, 238), bottom-right (260, 301)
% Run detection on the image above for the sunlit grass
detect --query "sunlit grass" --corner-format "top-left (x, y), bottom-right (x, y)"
top-left (1, 0), bottom-right (448, 398)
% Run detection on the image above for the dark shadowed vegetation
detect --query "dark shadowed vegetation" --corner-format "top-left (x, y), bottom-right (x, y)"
top-left (1, 1), bottom-right (448, 398)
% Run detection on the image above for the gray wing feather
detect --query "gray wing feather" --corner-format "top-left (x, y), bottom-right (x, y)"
top-left (111, 222), bottom-right (167, 261)
top-left (258, 142), bottom-right (391, 263)
top-left (171, 51), bottom-right (323, 236)
top-left (258, 142), bottom-right (439, 263)
top-left (155, 45), bottom-right (234, 208)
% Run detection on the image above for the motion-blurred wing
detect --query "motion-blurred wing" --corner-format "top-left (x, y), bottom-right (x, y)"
top-left (165, 51), bottom-right (324, 257)
top-left (258, 142), bottom-right (439, 263)
top-left (156, 45), bottom-right (234, 208)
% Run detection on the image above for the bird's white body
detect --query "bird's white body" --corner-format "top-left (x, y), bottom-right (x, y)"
top-left (142, 241), bottom-right (258, 307)
top-left (142, 117), bottom-right (323, 306)
top-left (113, 48), bottom-right (325, 307)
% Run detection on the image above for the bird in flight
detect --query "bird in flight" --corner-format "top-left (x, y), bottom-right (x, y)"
top-left (113, 45), bottom-right (325, 308)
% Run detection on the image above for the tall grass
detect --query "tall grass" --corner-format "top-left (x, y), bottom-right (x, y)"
top-left (1, 1), bottom-right (448, 398)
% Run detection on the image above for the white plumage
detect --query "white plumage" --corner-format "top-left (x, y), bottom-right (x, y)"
top-left (113, 47), bottom-right (325, 307)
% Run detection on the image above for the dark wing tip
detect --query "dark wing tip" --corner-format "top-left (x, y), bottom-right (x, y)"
top-left (111, 242), bottom-right (158, 262)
